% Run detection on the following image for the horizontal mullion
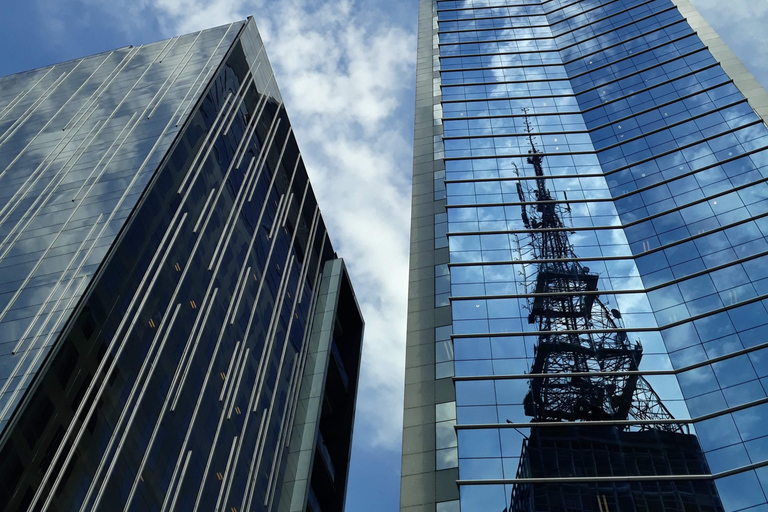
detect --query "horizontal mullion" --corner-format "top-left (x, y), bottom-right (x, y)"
top-left (445, 119), bottom-right (764, 180)
top-left (448, 183), bottom-right (757, 232)
top-left (436, 0), bottom-right (585, 15)
top-left (451, 244), bottom-right (768, 294)
top-left (458, 418), bottom-right (692, 428)
top-left (446, 150), bottom-right (595, 160)
top-left (456, 396), bottom-right (768, 432)
top-left (447, 155), bottom-right (766, 213)
top-left (458, 475), bottom-right (715, 485)
top-left (438, 0), bottom-right (642, 30)
top-left (440, 18), bottom-right (685, 71)
top-left (439, 41), bottom-right (706, 88)
top-left (572, 46), bottom-right (710, 96)
top-left (441, 62), bottom-right (722, 116)
top-left (445, 99), bottom-right (750, 161)
top-left (437, 3), bottom-right (543, 14)
top-left (566, 33), bottom-right (701, 80)
top-left (551, 0), bottom-right (658, 33)
top-left (442, 98), bottom-right (746, 146)
top-left (581, 75), bottom-right (731, 128)
top-left (596, 117), bottom-right (766, 175)
top-left (441, 21), bottom-right (691, 72)
top-left (440, 47), bottom-right (561, 59)
top-left (448, 248), bottom-right (768, 300)
top-left (453, 340), bottom-right (768, 382)
top-left (443, 129), bottom-right (584, 139)
top-left (438, 15), bottom-right (546, 26)
top-left (438, 0), bottom-right (659, 38)
top-left (456, 458), bottom-right (768, 486)
top-left (438, 24), bottom-right (550, 35)
top-left (440, 35), bottom-right (557, 46)
top-left (442, 111), bottom-right (581, 120)
top-left (441, 47), bottom-right (712, 103)
top-left (439, 62), bottom-right (565, 73)
top-left (449, 254), bottom-right (637, 265)
top-left (447, 205), bottom-right (768, 268)
top-left (449, 256), bottom-right (766, 302)
top-left (441, 93), bottom-right (574, 104)
top-left (451, 289), bottom-right (652, 299)
top-left (437, 5), bottom-right (677, 50)
top-left (438, 12), bottom-right (549, 22)
top-left (445, 124), bottom-right (765, 189)
top-left (447, 198), bottom-right (614, 206)
top-left (450, 288), bottom-right (768, 339)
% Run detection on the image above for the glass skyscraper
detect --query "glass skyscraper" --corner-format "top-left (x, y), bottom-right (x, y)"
top-left (403, 1), bottom-right (768, 511)
top-left (0, 19), bottom-right (363, 512)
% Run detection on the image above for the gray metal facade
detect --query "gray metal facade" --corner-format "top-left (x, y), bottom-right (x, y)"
top-left (402, 2), bottom-right (456, 511)
top-left (402, 0), bottom-right (768, 511)
top-left (0, 18), bottom-right (363, 512)
top-left (278, 259), bottom-right (364, 512)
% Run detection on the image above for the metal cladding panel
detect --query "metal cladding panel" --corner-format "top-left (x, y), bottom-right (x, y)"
top-left (0, 17), bottom-right (356, 512)
top-left (277, 259), bottom-right (364, 512)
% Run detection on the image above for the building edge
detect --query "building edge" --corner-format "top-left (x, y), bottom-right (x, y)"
top-left (401, 0), bottom-right (457, 511)
top-left (670, 0), bottom-right (768, 122)
top-left (277, 258), bottom-right (364, 512)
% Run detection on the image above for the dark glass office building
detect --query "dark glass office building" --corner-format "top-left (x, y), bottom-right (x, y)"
top-left (0, 19), bottom-right (364, 512)
top-left (403, 0), bottom-right (768, 511)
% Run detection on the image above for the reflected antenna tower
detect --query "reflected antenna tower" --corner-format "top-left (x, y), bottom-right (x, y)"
top-left (517, 109), bottom-right (683, 432)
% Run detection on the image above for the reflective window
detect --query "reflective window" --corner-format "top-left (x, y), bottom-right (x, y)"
top-left (433, 0), bottom-right (768, 509)
top-left (0, 19), bottom-right (351, 512)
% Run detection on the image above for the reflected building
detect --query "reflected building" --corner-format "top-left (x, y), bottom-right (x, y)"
top-left (511, 133), bottom-right (723, 511)
top-left (402, 1), bottom-right (768, 512)
top-left (513, 426), bottom-right (723, 512)
top-left (0, 19), bottom-right (363, 512)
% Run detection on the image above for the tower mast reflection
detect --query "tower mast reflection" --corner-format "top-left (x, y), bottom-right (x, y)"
top-left (509, 110), bottom-right (723, 512)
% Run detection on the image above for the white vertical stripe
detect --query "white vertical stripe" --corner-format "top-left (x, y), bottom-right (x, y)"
top-left (147, 33), bottom-right (200, 119)
top-left (95, 302), bottom-right (183, 512)
top-left (30, 212), bottom-right (189, 512)
top-left (170, 287), bottom-right (219, 412)
top-left (166, 450), bottom-right (193, 512)
top-left (230, 266), bottom-right (252, 325)
top-left (219, 341), bottom-right (243, 402)
top-left (0, 70), bottom-right (69, 148)
top-left (227, 347), bottom-right (251, 420)
top-left (174, 23), bottom-right (239, 127)
top-left (175, 92), bottom-right (233, 194)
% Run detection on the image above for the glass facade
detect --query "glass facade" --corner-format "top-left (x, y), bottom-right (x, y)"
top-left (0, 19), bottom-right (363, 512)
top-left (403, 1), bottom-right (768, 512)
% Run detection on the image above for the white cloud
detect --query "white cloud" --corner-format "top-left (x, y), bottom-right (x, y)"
top-left (253, 0), bottom-right (414, 449)
top-left (689, 0), bottom-right (768, 88)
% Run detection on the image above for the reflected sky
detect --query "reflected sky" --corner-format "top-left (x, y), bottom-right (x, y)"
top-left (435, 0), bottom-right (768, 510)
top-left (0, 23), bottom-right (241, 435)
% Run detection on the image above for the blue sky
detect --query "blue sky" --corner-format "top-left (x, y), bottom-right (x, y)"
top-left (1, 1), bottom-right (767, 511)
